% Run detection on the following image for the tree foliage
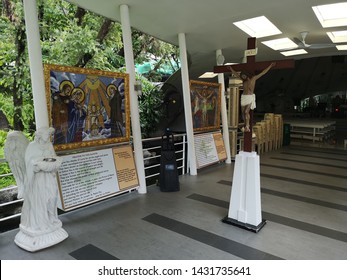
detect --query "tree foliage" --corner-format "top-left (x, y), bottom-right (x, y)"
top-left (1, 0), bottom-right (33, 131)
top-left (0, 0), bottom-right (179, 134)
top-left (0, 0), bottom-right (180, 189)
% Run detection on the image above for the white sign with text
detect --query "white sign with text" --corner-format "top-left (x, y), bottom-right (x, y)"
top-left (57, 149), bottom-right (119, 210)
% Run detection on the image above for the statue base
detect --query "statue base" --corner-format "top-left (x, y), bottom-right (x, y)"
top-left (222, 216), bottom-right (266, 233)
top-left (224, 151), bottom-right (265, 233)
top-left (15, 224), bottom-right (68, 252)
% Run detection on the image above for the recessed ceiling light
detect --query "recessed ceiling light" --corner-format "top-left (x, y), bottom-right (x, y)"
top-left (280, 49), bottom-right (308, 56)
top-left (233, 16), bottom-right (282, 38)
top-left (336, 45), bottom-right (347, 50)
top-left (312, 2), bottom-right (347, 28)
top-left (199, 72), bottom-right (218, 78)
top-left (262, 38), bottom-right (298, 50)
top-left (327, 30), bottom-right (347, 43)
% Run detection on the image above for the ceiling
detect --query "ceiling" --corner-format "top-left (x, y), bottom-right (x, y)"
top-left (66, 0), bottom-right (347, 103)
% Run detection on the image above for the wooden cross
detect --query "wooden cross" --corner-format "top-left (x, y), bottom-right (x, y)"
top-left (214, 37), bottom-right (295, 152)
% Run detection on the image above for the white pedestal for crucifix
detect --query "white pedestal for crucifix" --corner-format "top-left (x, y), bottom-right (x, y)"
top-left (222, 151), bottom-right (266, 232)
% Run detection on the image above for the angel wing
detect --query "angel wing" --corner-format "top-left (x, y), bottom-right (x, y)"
top-left (4, 131), bottom-right (30, 199)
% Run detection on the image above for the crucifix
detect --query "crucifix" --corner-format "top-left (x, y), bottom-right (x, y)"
top-left (214, 37), bottom-right (295, 153)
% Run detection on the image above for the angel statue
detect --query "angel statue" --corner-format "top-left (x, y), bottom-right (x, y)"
top-left (4, 131), bottom-right (29, 199)
top-left (4, 127), bottom-right (68, 252)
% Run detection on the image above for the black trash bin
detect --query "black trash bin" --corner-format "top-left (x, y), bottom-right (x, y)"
top-left (283, 123), bottom-right (291, 146)
top-left (159, 129), bottom-right (180, 192)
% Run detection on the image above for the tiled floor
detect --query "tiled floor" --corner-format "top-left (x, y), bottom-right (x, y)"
top-left (1, 145), bottom-right (347, 260)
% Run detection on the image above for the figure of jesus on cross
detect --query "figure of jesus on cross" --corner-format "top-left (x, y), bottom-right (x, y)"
top-left (215, 37), bottom-right (294, 152)
top-left (228, 62), bottom-right (275, 132)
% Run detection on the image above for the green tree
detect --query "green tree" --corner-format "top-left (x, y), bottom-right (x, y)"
top-left (1, 0), bottom-right (180, 189)
top-left (1, 0), bottom-right (33, 131)
top-left (0, 0), bottom-right (179, 137)
top-left (138, 77), bottom-right (164, 137)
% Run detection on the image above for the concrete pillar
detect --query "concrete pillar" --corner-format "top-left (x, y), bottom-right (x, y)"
top-left (178, 33), bottom-right (197, 175)
top-left (120, 4), bottom-right (146, 193)
top-left (216, 50), bottom-right (231, 164)
top-left (23, 0), bottom-right (49, 129)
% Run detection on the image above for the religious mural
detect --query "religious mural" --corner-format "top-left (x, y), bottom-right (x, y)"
top-left (189, 80), bottom-right (221, 132)
top-left (44, 64), bottom-right (130, 151)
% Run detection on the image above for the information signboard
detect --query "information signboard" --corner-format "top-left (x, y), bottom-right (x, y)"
top-left (57, 145), bottom-right (138, 211)
top-left (194, 132), bottom-right (226, 169)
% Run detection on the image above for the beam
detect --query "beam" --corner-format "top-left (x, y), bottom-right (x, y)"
top-left (214, 59), bottom-right (295, 74)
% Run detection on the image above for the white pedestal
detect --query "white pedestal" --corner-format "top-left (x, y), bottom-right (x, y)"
top-left (15, 223), bottom-right (68, 252)
top-left (222, 151), bottom-right (266, 232)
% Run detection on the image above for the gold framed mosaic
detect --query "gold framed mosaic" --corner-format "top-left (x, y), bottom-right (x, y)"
top-left (44, 64), bottom-right (130, 151)
top-left (190, 80), bottom-right (221, 132)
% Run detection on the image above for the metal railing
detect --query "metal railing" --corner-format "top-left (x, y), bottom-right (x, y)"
top-left (0, 160), bottom-right (22, 229)
top-left (0, 133), bottom-right (188, 231)
top-left (142, 133), bottom-right (187, 184)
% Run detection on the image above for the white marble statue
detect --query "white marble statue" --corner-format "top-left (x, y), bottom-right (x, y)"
top-left (4, 131), bottom-right (29, 199)
top-left (4, 127), bottom-right (68, 252)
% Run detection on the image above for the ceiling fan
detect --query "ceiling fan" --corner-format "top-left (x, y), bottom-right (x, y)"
top-left (291, 31), bottom-right (337, 50)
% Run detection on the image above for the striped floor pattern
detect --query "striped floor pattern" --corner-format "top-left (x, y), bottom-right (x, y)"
top-left (1, 145), bottom-right (347, 260)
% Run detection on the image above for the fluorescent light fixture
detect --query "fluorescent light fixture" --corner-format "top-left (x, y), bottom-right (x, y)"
top-left (313, 2), bottom-right (347, 27)
top-left (233, 16), bottom-right (282, 38)
top-left (280, 49), bottom-right (307, 56)
top-left (327, 30), bottom-right (347, 43)
top-left (262, 38), bottom-right (298, 50)
top-left (337, 44), bottom-right (347, 50)
top-left (199, 72), bottom-right (218, 78)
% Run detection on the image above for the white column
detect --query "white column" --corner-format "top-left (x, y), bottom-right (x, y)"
top-left (23, 0), bottom-right (49, 129)
top-left (178, 33), bottom-right (197, 175)
top-left (216, 50), bottom-right (231, 164)
top-left (120, 5), bottom-right (146, 193)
